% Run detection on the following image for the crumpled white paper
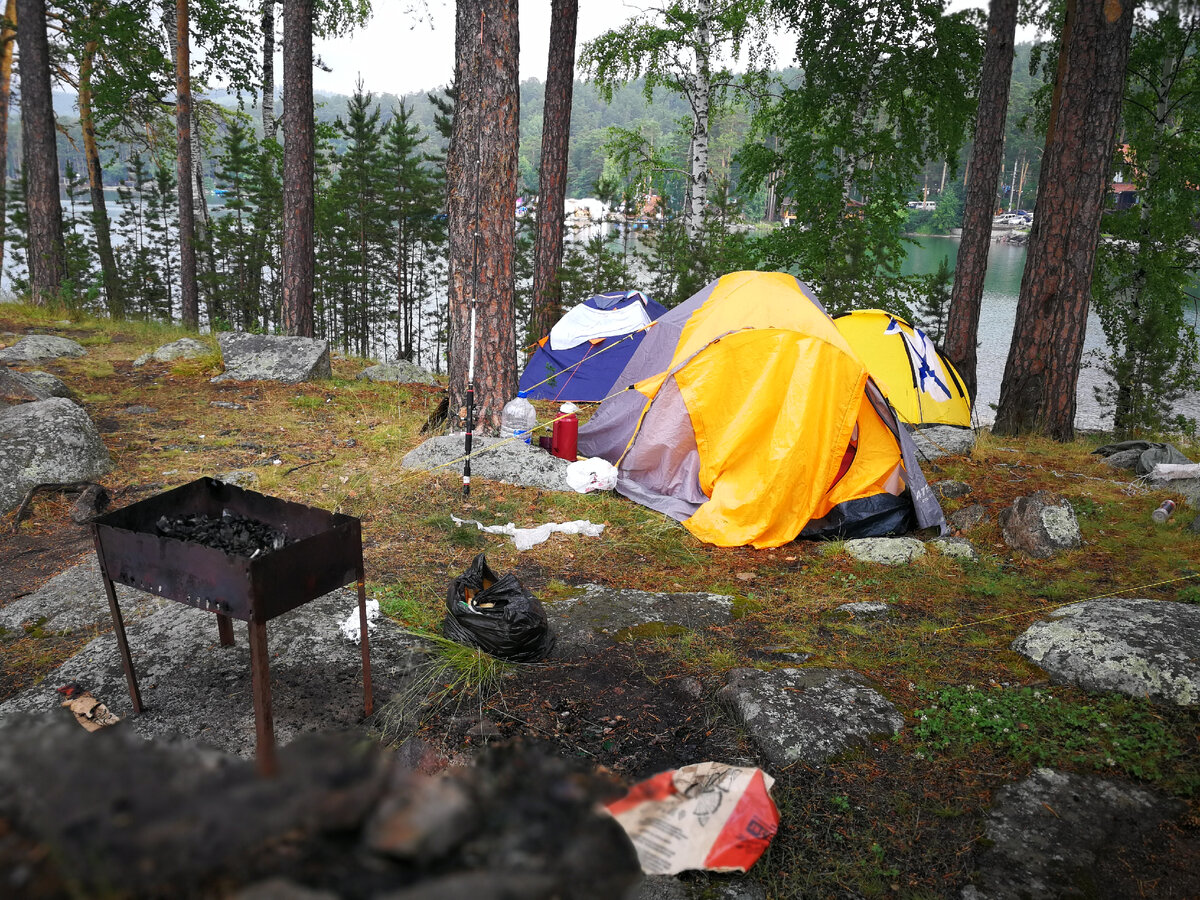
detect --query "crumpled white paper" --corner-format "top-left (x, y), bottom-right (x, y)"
top-left (565, 457), bottom-right (619, 493)
top-left (338, 599), bottom-right (380, 644)
top-left (1148, 462), bottom-right (1200, 482)
top-left (451, 515), bottom-right (605, 551)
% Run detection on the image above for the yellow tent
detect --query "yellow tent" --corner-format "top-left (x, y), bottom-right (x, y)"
top-left (577, 273), bottom-right (945, 548)
top-left (833, 310), bottom-right (972, 428)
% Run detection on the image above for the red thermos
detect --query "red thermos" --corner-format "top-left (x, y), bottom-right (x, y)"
top-left (551, 403), bottom-right (578, 462)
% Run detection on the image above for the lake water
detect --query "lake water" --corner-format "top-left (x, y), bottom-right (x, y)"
top-left (900, 234), bottom-right (1200, 431)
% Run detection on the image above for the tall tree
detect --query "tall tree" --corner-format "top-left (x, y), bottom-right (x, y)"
top-left (17, 0), bottom-right (66, 304)
top-left (530, 0), bottom-right (577, 340)
top-left (994, 0), bottom-right (1136, 440)
top-left (0, 0), bottom-right (16, 277)
top-left (447, 0), bottom-right (519, 433)
top-left (172, 0), bottom-right (199, 328)
top-left (261, 0), bottom-right (277, 141)
top-left (944, 0), bottom-right (1018, 406)
top-left (281, 0), bottom-right (315, 336)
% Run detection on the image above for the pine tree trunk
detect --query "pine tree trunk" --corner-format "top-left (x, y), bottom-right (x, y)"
top-left (78, 34), bottom-right (124, 319)
top-left (281, 0), bottom-right (314, 337)
top-left (447, 0), bottom-right (519, 434)
top-left (944, 0), bottom-right (1017, 405)
top-left (994, 0), bottom-right (1135, 441)
top-left (261, 0), bottom-right (277, 141)
top-left (530, 0), bottom-right (577, 340)
top-left (16, 0), bottom-right (65, 304)
top-left (173, 0), bottom-right (198, 328)
top-left (0, 0), bottom-right (16, 276)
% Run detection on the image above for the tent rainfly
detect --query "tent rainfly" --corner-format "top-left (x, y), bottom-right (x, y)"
top-left (577, 272), bottom-right (945, 548)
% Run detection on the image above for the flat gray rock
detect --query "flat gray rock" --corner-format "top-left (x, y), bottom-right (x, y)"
top-left (0, 581), bottom-right (429, 759)
top-left (133, 337), bottom-right (210, 366)
top-left (0, 397), bottom-right (112, 513)
top-left (929, 536), bottom-right (978, 561)
top-left (932, 480), bottom-right (972, 500)
top-left (968, 768), bottom-right (1184, 900)
top-left (547, 584), bottom-right (734, 657)
top-left (402, 434), bottom-right (572, 492)
top-left (844, 536), bottom-right (925, 565)
top-left (212, 332), bottom-right (331, 384)
top-left (909, 425), bottom-right (976, 459)
top-left (948, 503), bottom-right (987, 532)
top-left (0, 334), bottom-right (86, 363)
top-left (216, 470), bottom-right (261, 490)
top-left (838, 601), bottom-right (890, 618)
top-left (999, 491), bottom-right (1081, 558)
top-left (0, 557), bottom-right (158, 635)
top-left (719, 667), bottom-right (903, 767)
top-left (1012, 598), bottom-right (1200, 706)
top-left (358, 362), bottom-right (438, 386)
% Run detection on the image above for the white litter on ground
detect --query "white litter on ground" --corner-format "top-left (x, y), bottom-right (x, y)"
top-left (565, 457), bottom-right (618, 493)
top-left (1148, 463), bottom-right (1200, 481)
top-left (451, 515), bottom-right (605, 551)
top-left (338, 599), bottom-right (380, 644)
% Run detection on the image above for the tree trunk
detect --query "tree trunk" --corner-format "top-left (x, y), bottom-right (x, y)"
top-left (173, 0), bottom-right (198, 328)
top-left (944, 0), bottom-right (1017, 405)
top-left (447, 0), bottom-right (519, 434)
top-left (78, 31), bottom-right (124, 318)
top-left (0, 0), bottom-right (16, 276)
top-left (16, 0), bottom-right (65, 304)
top-left (281, 0), bottom-right (314, 336)
top-left (530, 0), bottom-right (577, 340)
top-left (994, 0), bottom-right (1135, 441)
top-left (262, 0), bottom-right (277, 141)
top-left (685, 0), bottom-right (713, 239)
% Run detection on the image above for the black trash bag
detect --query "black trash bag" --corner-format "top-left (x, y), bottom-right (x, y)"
top-left (443, 554), bottom-right (555, 662)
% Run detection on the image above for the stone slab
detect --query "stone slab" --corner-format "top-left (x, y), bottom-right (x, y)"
top-left (212, 332), bottom-right (331, 384)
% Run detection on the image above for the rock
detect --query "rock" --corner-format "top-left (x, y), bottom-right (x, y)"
top-left (0, 368), bottom-right (71, 404)
top-left (133, 337), bottom-right (210, 366)
top-left (1100, 447), bottom-right (1144, 471)
top-left (548, 584), bottom-right (734, 658)
top-left (70, 483), bottom-right (110, 523)
top-left (234, 878), bottom-right (340, 900)
top-left (999, 490), bottom-right (1081, 558)
top-left (628, 876), bottom-right (691, 900)
top-left (1189, 513), bottom-right (1200, 534)
top-left (0, 557), bottom-right (152, 635)
top-left (212, 332), bottom-right (332, 384)
top-left (1094, 440), bottom-right (1192, 475)
top-left (1012, 598), bottom-right (1200, 706)
top-left (671, 676), bottom-right (704, 701)
top-left (948, 503), bottom-right (987, 532)
top-left (122, 404), bottom-right (157, 415)
top-left (968, 768), bottom-right (1184, 900)
top-left (932, 480), bottom-right (972, 500)
top-left (908, 425), bottom-right (976, 459)
top-left (844, 536), bottom-right (925, 565)
top-left (366, 770), bottom-right (478, 860)
top-left (719, 667), bottom-right (903, 767)
top-left (216, 470), bottom-right (261, 491)
top-left (838, 601), bottom-right (890, 618)
top-left (211, 400), bottom-right (247, 410)
top-left (358, 362), bottom-right (439, 386)
top-left (0, 398), bottom-right (112, 514)
top-left (929, 536), bottom-right (978, 561)
top-left (0, 334), bottom-right (86, 363)
top-left (402, 434), bottom-right (573, 492)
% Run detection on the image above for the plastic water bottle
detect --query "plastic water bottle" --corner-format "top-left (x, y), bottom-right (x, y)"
top-left (500, 391), bottom-right (536, 442)
top-left (1151, 499), bottom-right (1176, 524)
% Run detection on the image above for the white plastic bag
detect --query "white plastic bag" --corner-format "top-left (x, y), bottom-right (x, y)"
top-left (566, 457), bottom-right (618, 493)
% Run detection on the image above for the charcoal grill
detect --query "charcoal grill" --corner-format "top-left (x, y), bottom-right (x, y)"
top-left (90, 477), bottom-right (373, 775)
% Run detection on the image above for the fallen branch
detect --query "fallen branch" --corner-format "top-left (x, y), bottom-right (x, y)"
top-left (10, 481), bottom-right (104, 532)
top-left (283, 456), bottom-right (335, 477)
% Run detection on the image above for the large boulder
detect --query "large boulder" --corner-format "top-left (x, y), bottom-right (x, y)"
top-left (211, 332), bottom-right (331, 384)
top-left (357, 362), bottom-right (438, 386)
top-left (999, 490), bottom-right (1082, 558)
top-left (402, 434), bottom-right (572, 492)
top-left (908, 425), bottom-right (976, 459)
top-left (1011, 598), bottom-right (1200, 706)
top-left (133, 337), bottom-right (210, 366)
top-left (1, 368), bottom-right (71, 404)
top-left (0, 334), bottom-right (86, 363)
top-left (719, 667), bottom-right (903, 767)
top-left (0, 398), bottom-right (111, 514)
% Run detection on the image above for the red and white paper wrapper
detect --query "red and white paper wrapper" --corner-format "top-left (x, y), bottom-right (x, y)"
top-left (605, 762), bottom-right (780, 875)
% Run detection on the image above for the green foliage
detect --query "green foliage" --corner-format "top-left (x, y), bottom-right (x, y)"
top-left (914, 685), bottom-right (1186, 782)
top-left (913, 255), bottom-right (953, 344)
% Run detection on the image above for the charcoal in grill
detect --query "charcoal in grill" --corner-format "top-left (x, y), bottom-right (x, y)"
top-left (156, 509), bottom-right (290, 558)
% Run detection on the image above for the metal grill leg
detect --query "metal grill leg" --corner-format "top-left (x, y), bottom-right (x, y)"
top-left (91, 536), bottom-right (143, 714)
top-left (357, 569), bottom-right (374, 717)
top-left (248, 618), bottom-right (277, 777)
top-left (217, 614), bottom-right (234, 646)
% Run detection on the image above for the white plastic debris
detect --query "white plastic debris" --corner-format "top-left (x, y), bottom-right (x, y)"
top-left (1148, 462), bottom-right (1200, 482)
top-left (565, 457), bottom-right (618, 493)
top-left (451, 515), bottom-right (605, 551)
top-left (339, 599), bottom-right (380, 644)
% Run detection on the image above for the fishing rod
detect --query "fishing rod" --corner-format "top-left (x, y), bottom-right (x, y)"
top-left (462, 9), bottom-right (486, 500)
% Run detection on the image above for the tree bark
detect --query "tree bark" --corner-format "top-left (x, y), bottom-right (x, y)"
top-left (685, 0), bottom-right (712, 240)
top-left (281, 0), bottom-right (314, 336)
top-left (0, 0), bottom-right (16, 276)
top-left (944, 0), bottom-right (1017, 405)
top-left (78, 28), bottom-right (124, 318)
top-left (447, 0), bottom-right (519, 433)
top-left (16, 0), bottom-right (65, 304)
top-left (174, 0), bottom-right (198, 328)
top-left (994, 0), bottom-right (1136, 440)
top-left (262, 0), bottom-right (277, 141)
top-left (530, 0), bottom-right (576, 340)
